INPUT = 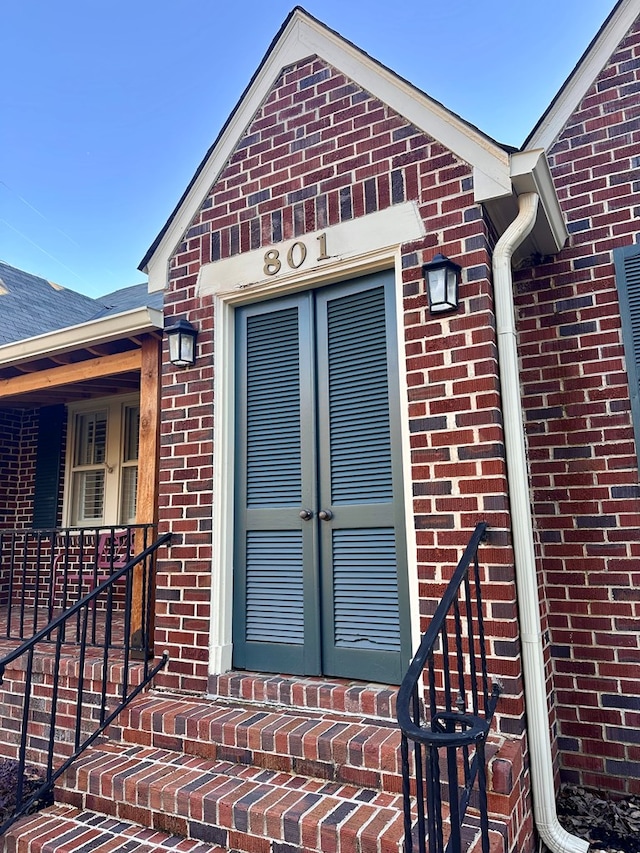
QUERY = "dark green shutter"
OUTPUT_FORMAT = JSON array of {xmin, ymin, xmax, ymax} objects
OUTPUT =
[
  {"xmin": 32, "ymin": 405, "xmax": 65, "ymax": 529},
  {"xmin": 325, "ymin": 286, "xmax": 393, "ymax": 502},
  {"xmin": 614, "ymin": 243, "xmax": 640, "ymax": 461},
  {"xmin": 245, "ymin": 307, "xmax": 302, "ymax": 508}
]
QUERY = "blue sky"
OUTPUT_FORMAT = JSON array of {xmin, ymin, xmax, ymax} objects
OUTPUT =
[{"xmin": 1, "ymin": 1, "xmax": 616, "ymax": 297}]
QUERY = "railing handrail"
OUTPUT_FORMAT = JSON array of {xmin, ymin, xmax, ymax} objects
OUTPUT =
[
  {"xmin": 396, "ymin": 521, "xmax": 500, "ymax": 853},
  {"xmin": 0, "ymin": 524, "xmax": 156, "ymax": 533},
  {"xmin": 396, "ymin": 521, "xmax": 489, "ymax": 743},
  {"xmin": 0, "ymin": 531, "xmax": 172, "ymax": 674}
]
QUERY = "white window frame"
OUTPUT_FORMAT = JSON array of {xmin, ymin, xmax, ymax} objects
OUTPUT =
[{"xmin": 63, "ymin": 394, "xmax": 140, "ymax": 527}]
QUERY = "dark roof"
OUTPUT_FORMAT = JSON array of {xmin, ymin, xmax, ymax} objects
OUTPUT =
[
  {"xmin": 92, "ymin": 283, "xmax": 163, "ymax": 318},
  {"xmin": 0, "ymin": 261, "xmax": 159, "ymax": 346}
]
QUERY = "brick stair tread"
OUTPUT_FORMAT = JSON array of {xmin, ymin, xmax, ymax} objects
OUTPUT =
[
  {"xmin": 115, "ymin": 693, "xmax": 403, "ymax": 791},
  {"xmin": 1, "ymin": 803, "xmax": 226, "ymax": 853},
  {"xmin": 58, "ymin": 741, "xmax": 407, "ymax": 853},
  {"xmin": 210, "ymin": 673, "xmax": 398, "ymax": 720}
]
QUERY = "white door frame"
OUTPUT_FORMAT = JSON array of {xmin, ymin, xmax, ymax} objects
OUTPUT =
[{"xmin": 201, "ymin": 207, "xmax": 424, "ymax": 678}]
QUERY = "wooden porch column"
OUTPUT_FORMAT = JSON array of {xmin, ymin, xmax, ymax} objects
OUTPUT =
[{"xmin": 131, "ymin": 335, "xmax": 161, "ymax": 654}]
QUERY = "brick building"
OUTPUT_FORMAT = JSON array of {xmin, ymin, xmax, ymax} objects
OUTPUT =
[{"xmin": 1, "ymin": 2, "xmax": 639, "ymax": 851}]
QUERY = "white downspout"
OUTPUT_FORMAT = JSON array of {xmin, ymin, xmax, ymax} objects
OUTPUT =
[{"xmin": 493, "ymin": 192, "xmax": 589, "ymax": 853}]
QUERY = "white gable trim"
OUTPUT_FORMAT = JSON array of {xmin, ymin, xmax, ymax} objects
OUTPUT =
[
  {"xmin": 527, "ymin": 0, "xmax": 639, "ymax": 151},
  {"xmin": 145, "ymin": 9, "xmax": 512, "ymax": 292}
]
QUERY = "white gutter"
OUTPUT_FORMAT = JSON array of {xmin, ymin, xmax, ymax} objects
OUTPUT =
[
  {"xmin": 493, "ymin": 192, "xmax": 589, "ymax": 853},
  {"xmin": 0, "ymin": 306, "xmax": 163, "ymax": 368}
]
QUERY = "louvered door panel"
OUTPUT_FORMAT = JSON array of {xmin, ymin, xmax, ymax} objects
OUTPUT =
[
  {"xmin": 316, "ymin": 272, "xmax": 409, "ymax": 684},
  {"xmin": 246, "ymin": 530, "xmax": 304, "ymax": 643},
  {"xmin": 332, "ymin": 529, "xmax": 401, "ymax": 651},
  {"xmin": 326, "ymin": 287, "xmax": 393, "ymax": 503},
  {"xmin": 234, "ymin": 295, "xmax": 320, "ymax": 675},
  {"xmin": 246, "ymin": 308, "xmax": 302, "ymax": 507}
]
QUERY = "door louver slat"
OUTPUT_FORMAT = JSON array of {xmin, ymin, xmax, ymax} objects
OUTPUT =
[
  {"xmin": 327, "ymin": 287, "xmax": 392, "ymax": 504},
  {"xmin": 246, "ymin": 530, "xmax": 304, "ymax": 644},
  {"xmin": 246, "ymin": 308, "xmax": 302, "ymax": 507},
  {"xmin": 332, "ymin": 529, "xmax": 400, "ymax": 651}
]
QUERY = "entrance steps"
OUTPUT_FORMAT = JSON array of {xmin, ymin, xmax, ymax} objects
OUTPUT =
[{"xmin": 1, "ymin": 674, "xmax": 510, "ymax": 853}]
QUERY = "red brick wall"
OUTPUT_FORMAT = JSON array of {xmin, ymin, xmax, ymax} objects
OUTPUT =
[
  {"xmin": 514, "ymin": 16, "xmax": 640, "ymax": 795},
  {"xmin": 0, "ymin": 408, "xmax": 39, "ymax": 530},
  {"xmin": 0, "ymin": 409, "xmax": 22, "ymax": 530},
  {"xmin": 158, "ymin": 54, "xmax": 531, "ymax": 846}
]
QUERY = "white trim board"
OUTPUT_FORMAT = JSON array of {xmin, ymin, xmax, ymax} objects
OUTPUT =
[{"xmin": 197, "ymin": 203, "xmax": 425, "ymax": 299}]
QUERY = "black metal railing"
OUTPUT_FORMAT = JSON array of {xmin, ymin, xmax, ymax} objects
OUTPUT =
[
  {"xmin": 0, "ymin": 525, "xmax": 155, "ymax": 641},
  {"xmin": 397, "ymin": 522, "xmax": 501, "ymax": 853},
  {"xmin": 0, "ymin": 531, "xmax": 171, "ymax": 835}
]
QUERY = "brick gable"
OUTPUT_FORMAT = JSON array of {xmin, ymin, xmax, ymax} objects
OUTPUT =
[
  {"xmin": 167, "ymin": 56, "xmax": 476, "ymax": 288},
  {"xmin": 158, "ymin": 53, "xmax": 520, "ymax": 706}
]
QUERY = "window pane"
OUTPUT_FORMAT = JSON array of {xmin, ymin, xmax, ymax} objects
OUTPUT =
[
  {"xmin": 123, "ymin": 406, "xmax": 140, "ymax": 463},
  {"xmin": 73, "ymin": 470, "xmax": 105, "ymax": 523},
  {"xmin": 120, "ymin": 466, "xmax": 138, "ymax": 524},
  {"xmin": 75, "ymin": 412, "xmax": 107, "ymax": 466}
]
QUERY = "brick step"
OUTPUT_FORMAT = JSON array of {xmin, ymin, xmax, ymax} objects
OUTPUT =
[
  {"xmin": 56, "ymin": 740, "xmax": 408, "ymax": 853},
  {"xmin": 113, "ymin": 693, "xmax": 403, "ymax": 792},
  {"xmin": 1, "ymin": 803, "xmax": 226, "ymax": 853},
  {"xmin": 209, "ymin": 672, "xmax": 398, "ymax": 720}
]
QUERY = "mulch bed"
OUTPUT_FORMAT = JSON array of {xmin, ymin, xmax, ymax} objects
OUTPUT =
[
  {"xmin": 0, "ymin": 758, "xmax": 49, "ymax": 826},
  {"xmin": 557, "ymin": 785, "xmax": 640, "ymax": 853}
]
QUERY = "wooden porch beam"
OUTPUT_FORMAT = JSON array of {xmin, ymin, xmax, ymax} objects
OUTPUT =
[
  {"xmin": 0, "ymin": 350, "xmax": 142, "ymax": 399},
  {"xmin": 131, "ymin": 336, "xmax": 161, "ymax": 656},
  {"xmin": 136, "ymin": 337, "xmax": 161, "ymax": 527}
]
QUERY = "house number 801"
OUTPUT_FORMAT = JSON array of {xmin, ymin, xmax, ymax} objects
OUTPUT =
[{"xmin": 263, "ymin": 234, "xmax": 329, "ymax": 276}]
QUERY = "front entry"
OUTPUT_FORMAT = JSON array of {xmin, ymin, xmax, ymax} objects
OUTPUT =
[{"xmin": 232, "ymin": 270, "xmax": 410, "ymax": 684}]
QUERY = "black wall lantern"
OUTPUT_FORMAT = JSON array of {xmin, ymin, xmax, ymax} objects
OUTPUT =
[
  {"xmin": 423, "ymin": 253, "xmax": 461, "ymax": 314},
  {"xmin": 165, "ymin": 318, "xmax": 198, "ymax": 367}
]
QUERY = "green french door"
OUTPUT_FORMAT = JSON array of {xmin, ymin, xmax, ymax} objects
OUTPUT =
[{"xmin": 232, "ymin": 270, "xmax": 410, "ymax": 684}]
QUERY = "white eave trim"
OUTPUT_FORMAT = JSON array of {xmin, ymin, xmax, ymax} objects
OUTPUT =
[
  {"xmin": 144, "ymin": 9, "xmax": 511, "ymax": 292},
  {"xmin": 510, "ymin": 149, "xmax": 568, "ymax": 253},
  {"xmin": 0, "ymin": 306, "xmax": 163, "ymax": 368},
  {"xmin": 527, "ymin": 0, "xmax": 639, "ymax": 151}
]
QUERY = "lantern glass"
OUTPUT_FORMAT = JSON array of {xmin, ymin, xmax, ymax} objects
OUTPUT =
[
  {"xmin": 169, "ymin": 332, "xmax": 194, "ymax": 367},
  {"xmin": 166, "ymin": 319, "xmax": 197, "ymax": 367},
  {"xmin": 423, "ymin": 254, "xmax": 461, "ymax": 314}
]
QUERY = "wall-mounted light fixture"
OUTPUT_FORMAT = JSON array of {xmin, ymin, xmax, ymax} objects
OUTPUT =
[
  {"xmin": 423, "ymin": 253, "xmax": 461, "ymax": 314},
  {"xmin": 165, "ymin": 318, "xmax": 198, "ymax": 367}
]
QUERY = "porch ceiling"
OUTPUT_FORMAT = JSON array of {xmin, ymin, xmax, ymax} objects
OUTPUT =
[{"xmin": 0, "ymin": 335, "xmax": 156, "ymax": 408}]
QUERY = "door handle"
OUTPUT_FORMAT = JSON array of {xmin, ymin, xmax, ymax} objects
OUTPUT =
[
  {"xmin": 299, "ymin": 509, "xmax": 313, "ymax": 520},
  {"xmin": 318, "ymin": 509, "xmax": 333, "ymax": 521}
]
